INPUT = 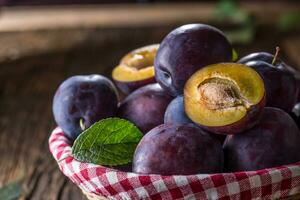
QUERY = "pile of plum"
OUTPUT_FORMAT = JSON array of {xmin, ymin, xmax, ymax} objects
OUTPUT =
[{"xmin": 53, "ymin": 24, "xmax": 300, "ymax": 175}]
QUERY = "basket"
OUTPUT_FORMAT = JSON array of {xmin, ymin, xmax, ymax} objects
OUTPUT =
[{"xmin": 49, "ymin": 127, "xmax": 300, "ymax": 200}]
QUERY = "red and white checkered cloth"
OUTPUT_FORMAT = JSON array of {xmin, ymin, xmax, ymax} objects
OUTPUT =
[{"xmin": 49, "ymin": 127, "xmax": 300, "ymax": 199}]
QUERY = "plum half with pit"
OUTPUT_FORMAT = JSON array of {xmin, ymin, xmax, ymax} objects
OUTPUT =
[
  {"xmin": 53, "ymin": 75, "xmax": 119, "ymax": 142},
  {"xmin": 155, "ymin": 23, "xmax": 232, "ymax": 96},
  {"xmin": 112, "ymin": 44, "xmax": 159, "ymax": 94},
  {"xmin": 184, "ymin": 63, "xmax": 266, "ymax": 135},
  {"xmin": 133, "ymin": 123, "xmax": 223, "ymax": 175},
  {"xmin": 224, "ymin": 107, "xmax": 300, "ymax": 172},
  {"xmin": 117, "ymin": 83, "xmax": 173, "ymax": 134},
  {"xmin": 164, "ymin": 96, "xmax": 193, "ymax": 124}
]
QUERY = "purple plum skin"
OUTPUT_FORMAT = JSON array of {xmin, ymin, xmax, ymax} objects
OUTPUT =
[
  {"xmin": 244, "ymin": 61, "xmax": 298, "ymax": 112},
  {"xmin": 133, "ymin": 123, "xmax": 224, "ymax": 175},
  {"xmin": 238, "ymin": 52, "xmax": 299, "ymax": 76},
  {"xmin": 164, "ymin": 96, "xmax": 193, "ymax": 124},
  {"xmin": 224, "ymin": 107, "xmax": 300, "ymax": 172},
  {"xmin": 117, "ymin": 83, "xmax": 173, "ymax": 134},
  {"xmin": 238, "ymin": 52, "xmax": 300, "ymax": 105},
  {"xmin": 53, "ymin": 75, "xmax": 119, "ymax": 142},
  {"xmin": 114, "ymin": 77, "xmax": 156, "ymax": 95},
  {"xmin": 164, "ymin": 96, "xmax": 227, "ymax": 144},
  {"xmin": 155, "ymin": 24, "xmax": 232, "ymax": 96}
]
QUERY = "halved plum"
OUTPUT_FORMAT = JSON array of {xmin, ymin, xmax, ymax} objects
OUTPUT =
[
  {"xmin": 112, "ymin": 44, "xmax": 159, "ymax": 94},
  {"xmin": 184, "ymin": 63, "xmax": 265, "ymax": 135}
]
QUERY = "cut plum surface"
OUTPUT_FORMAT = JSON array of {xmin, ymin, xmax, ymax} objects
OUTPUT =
[
  {"xmin": 112, "ymin": 44, "xmax": 159, "ymax": 94},
  {"xmin": 184, "ymin": 63, "xmax": 265, "ymax": 134}
]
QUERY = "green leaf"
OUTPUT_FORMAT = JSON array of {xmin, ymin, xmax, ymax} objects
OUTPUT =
[
  {"xmin": 232, "ymin": 48, "xmax": 238, "ymax": 61},
  {"xmin": 0, "ymin": 182, "xmax": 22, "ymax": 200},
  {"xmin": 72, "ymin": 118, "xmax": 143, "ymax": 166}
]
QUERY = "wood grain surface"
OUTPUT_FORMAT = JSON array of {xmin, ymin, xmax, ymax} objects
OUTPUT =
[
  {"xmin": 0, "ymin": 4, "xmax": 300, "ymax": 200},
  {"xmin": 0, "ymin": 2, "xmax": 299, "ymax": 32}
]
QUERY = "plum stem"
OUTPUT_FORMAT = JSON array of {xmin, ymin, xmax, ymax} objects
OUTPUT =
[
  {"xmin": 79, "ymin": 118, "xmax": 86, "ymax": 131},
  {"xmin": 272, "ymin": 46, "xmax": 280, "ymax": 65}
]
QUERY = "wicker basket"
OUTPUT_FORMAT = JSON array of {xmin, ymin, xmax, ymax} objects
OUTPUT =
[
  {"xmin": 82, "ymin": 189, "xmax": 108, "ymax": 200},
  {"xmin": 49, "ymin": 127, "xmax": 300, "ymax": 199}
]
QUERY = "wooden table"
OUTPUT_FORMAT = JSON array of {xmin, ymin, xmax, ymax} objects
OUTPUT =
[{"xmin": 0, "ymin": 3, "xmax": 300, "ymax": 199}]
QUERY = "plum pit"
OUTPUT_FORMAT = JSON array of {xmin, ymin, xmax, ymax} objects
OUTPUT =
[{"xmin": 198, "ymin": 78, "xmax": 248, "ymax": 110}]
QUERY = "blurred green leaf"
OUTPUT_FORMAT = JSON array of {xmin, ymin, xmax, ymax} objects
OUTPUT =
[
  {"xmin": 225, "ymin": 26, "xmax": 255, "ymax": 45},
  {"xmin": 0, "ymin": 182, "xmax": 22, "ymax": 200},
  {"xmin": 215, "ymin": 0, "xmax": 250, "ymax": 24},
  {"xmin": 278, "ymin": 12, "xmax": 300, "ymax": 31},
  {"xmin": 214, "ymin": 0, "xmax": 255, "ymax": 45}
]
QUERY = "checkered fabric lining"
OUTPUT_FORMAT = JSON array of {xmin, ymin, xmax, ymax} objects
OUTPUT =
[{"xmin": 49, "ymin": 127, "xmax": 300, "ymax": 200}]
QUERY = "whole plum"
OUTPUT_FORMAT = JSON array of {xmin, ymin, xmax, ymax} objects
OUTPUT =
[
  {"xmin": 224, "ymin": 107, "xmax": 300, "ymax": 172},
  {"xmin": 53, "ymin": 75, "xmax": 119, "ymax": 142},
  {"xmin": 133, "ymin": 123, "xmax": 224, "ymax": 175},
  {"xmin": 238, "ymin": 50, "xmax": 300, "ymax": 108},
  {"xmin": 238, "ymin": 51, "xmax": 300, "ymax": 77},
  {"xmin": 164, "ymin": 95, "xmax": 227, "ymax": 144},
  {"xmin": 164, "ymin": 96, "xmax": 193, "ymax": 124},
  {"xmin": 291, "ymin": 103, "xmax": 300, "ymax": 129},
  {"xmin": 117, "ymin": 83, "xmax": 173, "ymax": 134},
  {"xmin": 155, "ymin": 23, "xmax": 232, "ymax": 96},
  {"xmin": 244, "ymin": 61, "xmax": 298, "ymax": 112}
]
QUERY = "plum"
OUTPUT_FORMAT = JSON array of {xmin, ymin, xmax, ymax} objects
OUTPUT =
[
  {"xmin": 184, "ymin": 63, "xmax": 266, "ymax": 135},
  {"xmin": 164, "ymin": 96, "xmax": 193, "ymax": 124},
  {"xmin": 133, "ymin": 123, "xmax": 223, "ymax": 175},
  {"xmin": 291, "ymin": 103, "xmax": 300, "ymax": 129},
  {"xmin": 155, "ymin": 23, "xmax": 232, "ymax": 96},
  {"xmin": 117, "ymin": 83, "xmax": 173, "ymax": 134},
  {"xmin": 238, "ymin": 51, "xmax": 300, "ymax": 77},
  {"xmin": 238, "ymin": 50, "xmax": 300, "ymax": 111},
  {"xmin": 224, "ymin": 107, "xmax": 300, "ymax": 172},
  {"xmin": 112, "ymin": 44, "xmax": 159, "ymax": 94},
  {"xmin": 164, "ymin": 96, "xmax": 227, "ymax": 144},
  {"xmin": 244, "ymin": 61, "xmax": 298, "ymax": 112},
  {"xmin": 53, "ymin": 75, "xmax": 119, "ymax": 142}
]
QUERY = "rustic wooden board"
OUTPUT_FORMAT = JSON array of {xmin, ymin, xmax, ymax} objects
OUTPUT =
[
  {"xmin": 0, "ymin": 2, "xmax": 299, "ymax": 32},
  {"xmin": 0, "ymin": 2, "xmax": 299, "ymax": 63},
  {"xmin": 0, "ymin": 3, "xmax": 300, "ymax": 200}
]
